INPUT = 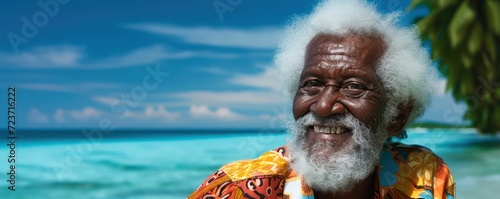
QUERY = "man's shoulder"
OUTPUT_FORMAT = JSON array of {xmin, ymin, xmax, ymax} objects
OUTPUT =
[
  {"xmin": 220, "ymin": 146, "xmax": 290, "ymax": 181},
  {"xmin": 379, "ymin": 142, "xmax": 455, "ymax": 198},
  {"xmin": 188, "ymin": 147, "xmax": 290, "ymax": 199},
  {"xmin": 384, "ymin": 142, "xmax": 445, "ymax": 163}
]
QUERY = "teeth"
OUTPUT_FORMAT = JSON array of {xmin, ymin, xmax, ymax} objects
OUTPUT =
[
  {"xmin": 323, "ymin": 127, "xmax": 330, "ymax": 134},
  {"xmin": 313, "ymin": 126, "xmax": 347, "ymax": 134}
]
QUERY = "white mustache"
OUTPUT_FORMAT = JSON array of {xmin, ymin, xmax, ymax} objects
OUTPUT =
[{"xmin": 295, "ymin": 113, "xmax": 360, "ymax": 132}]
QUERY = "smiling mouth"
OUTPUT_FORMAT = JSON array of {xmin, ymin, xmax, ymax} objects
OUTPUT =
[{"xmin": 312, "ymin": 126, "xmax": 350, "ymax": 135}]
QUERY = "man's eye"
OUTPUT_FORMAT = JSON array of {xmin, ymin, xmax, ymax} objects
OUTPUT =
[
  {"xmin": 303, "ymin": 80, "xmax": 322, "ymax": 87},
  {"xmin": 341, "ymin": 83, "xmax": 367, "ymax": 97},
  {"xmin": 344, "ymin": 83, "xmax": 366, "ymax": 90}
]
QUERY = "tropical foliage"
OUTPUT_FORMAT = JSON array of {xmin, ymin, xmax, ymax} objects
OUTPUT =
[{"xmin": 408, "ymin": 0, "xmax": 500, "ymax": 134}]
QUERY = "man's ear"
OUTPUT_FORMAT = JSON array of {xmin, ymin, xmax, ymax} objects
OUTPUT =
[{"xmin": 387, "ymin": 102, "xmax": 413, "ymax": 137}]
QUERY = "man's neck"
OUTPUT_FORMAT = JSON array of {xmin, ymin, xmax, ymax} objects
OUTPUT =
[{"xmin": 313, "ymin": 171, "xmax": 376, "ymax": 199}]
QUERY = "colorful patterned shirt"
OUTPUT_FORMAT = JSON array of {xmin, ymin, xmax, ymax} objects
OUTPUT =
[{"xmin": 188, "ymin": 142, "xmax": 455, "ymax": 199}]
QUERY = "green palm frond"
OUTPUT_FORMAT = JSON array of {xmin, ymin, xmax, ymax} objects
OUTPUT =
[{"xmin": 408, "ymin": 0, "xmax": 500, "ymax": 134}]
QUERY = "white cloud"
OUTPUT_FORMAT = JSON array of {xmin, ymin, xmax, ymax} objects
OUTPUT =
[
  {"xmin": 28, "ymin": 108, "xmax": 49, "ymax": 123},
  {"xmin": 19, "ymin": 83, "xmax": 120, "ymax": 93},
  {"xmin": 259, "ymin": 112, "xmax": 288, "ymax": 121},
  {"xmin": 158, "ymin": 65, "xmax": 290, "ymax": 124},
  {"xmin": 67, "ymin": 107, "xmax": 103, "ymax": 121},
  {"xmin": 168, "ymin": 91, "xmax": 286, "ymax": 107},
  {"xmin": 49, "ymin": 106, "xmax": 104, "ymax": 123},
  {"xmin": 127, "ymin": 105, "xmax": 180, "ymax": 121},
  {"xmin": 194, "ymin": 67, "xmax": 232, "ymax": 75},
  {"xmin": 52, "ymin": 105, "xmax": 179, "ymax": 123},
  {"xmin": 1, "ymin": 44, "xmax": 254, "ymax": 69},
  {"xmin": 419, "ymin": 92, "xmax": 467, "ymax": 124},
  {"xmin": 90, "ymin": 45, "xmax": 262, "ymax": 67},
  {"xmin": 86, "ymin": 44, "xmax": 171, "ymax": 68},
  {"xmin": 91, "ymin": 96, "xmax": 119, "ymax": 106},
  {"xmin": 0, "ymin": 45, "xmax": 84, "ymax": 68},
  {"xmin": 80, "ymin": 83, "xmax": 121, "ymax": 89},
  {"xmin": 259, "ymin": 114, "xmax": 273, "ymax": 120},
  {"xmin": 86, "ymin": 45, "xmax": 263, "ymax": 68},
  {"xmin": 20, "ymin": 83, "xmax": 76, "ymax": 93},
  {"xmin": 229, "ymin": 67, "xmax": 281, "ymax": 91},
  {"xmin": 163, "ymin": 67, "xmax": 287, "ymax": 108},
  {"xmin": 126, "ymin": 23, "xmax": 282, "ymax": 49},
  {"xmin": 54, "ymin": 108, "xmax": 65, "ymax": 123},
  {"xmin": 189, "ymin": 105, "xmax": 244, "ymax": 120}
]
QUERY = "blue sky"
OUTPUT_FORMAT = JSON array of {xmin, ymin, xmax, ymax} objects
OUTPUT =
[{"xmin": 0, "ymin": 0, "xmax": 467, "ymax": 129}]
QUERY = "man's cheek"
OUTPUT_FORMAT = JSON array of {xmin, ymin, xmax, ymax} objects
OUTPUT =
[{"xmin": 292, "ymin": 96, "xmax": 312, "ymax": 119}]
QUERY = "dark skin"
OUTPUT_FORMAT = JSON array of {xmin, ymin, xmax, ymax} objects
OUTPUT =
[{"xmin": 292, "ymin": 34, "xmax": 412, "ymax": 199}]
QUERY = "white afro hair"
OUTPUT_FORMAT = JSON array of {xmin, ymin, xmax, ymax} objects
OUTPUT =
[{"xmin": 274, "ymin": 0, "xmax": 438, "ymax": 136}]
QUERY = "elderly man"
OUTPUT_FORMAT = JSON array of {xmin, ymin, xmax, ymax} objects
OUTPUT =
[{"xmin": 188, "ymin": 0, "xmax": 455, "ymax": 198}]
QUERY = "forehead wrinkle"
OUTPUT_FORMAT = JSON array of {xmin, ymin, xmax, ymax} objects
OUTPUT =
[
  {"xmin": 303, "ymin": 62, "xmax": 367, "ymax": 79},
  {"xmin": 303, "ymin": 34, "xmax": 386, "ymax": 83},
  {"xmin": 306, "ymin": 34, "xmax": 386, "ymax": 65},
  {"xmin": 303, "ymin": 62, "xmax": 378, "ymax": 82},
  {"xmin": 325, "ymin": 55, "xmax": 355, "ymax": 62},
  {"xmin": 309, "ymin": 43, "xmax": 351, "ymax": 57},
  {"xmin": 305, "ymin": 60, "xmax": 351, "ymax": 72},
  {"xmin": 317, "ymin": 42, "xmax": 350, "ymax": 53},
  {"xmin": 305, "ymin": 53, "xmax": 355, "ymax": 65}
]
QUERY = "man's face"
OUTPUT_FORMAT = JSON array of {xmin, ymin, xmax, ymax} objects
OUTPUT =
[{"xmin": 292, "ymin": 34, "xmax": 387, "ymax": 157}]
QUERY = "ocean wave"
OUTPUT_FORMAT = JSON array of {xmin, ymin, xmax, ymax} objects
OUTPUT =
[{"xmin": 86, "ymin": 159, "xmax": 155, "ymax": 171}]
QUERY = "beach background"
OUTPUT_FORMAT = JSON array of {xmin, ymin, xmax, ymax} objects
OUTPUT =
[
  {"xmin": 0, "ymin": 128, "xmax": 499, "ymax": 199},
  {"xmin": 1, "ymin": 0, "xmax": 499, "ymax": 198}
]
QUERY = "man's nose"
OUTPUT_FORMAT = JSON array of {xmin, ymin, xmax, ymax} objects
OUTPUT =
[{"xmin": 310, "ymin": 86, "xmax": 345, "ymax": 117}]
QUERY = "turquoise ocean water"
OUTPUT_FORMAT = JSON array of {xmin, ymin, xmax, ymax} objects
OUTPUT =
[{"xmin": 0, "ymin": 128, "xmax": 499, "ymax": 199}]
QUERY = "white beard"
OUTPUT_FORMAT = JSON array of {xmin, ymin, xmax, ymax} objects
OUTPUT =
[{"xmin": 286, "ymin": 112, "xmax": 389, "ymax": 194}]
